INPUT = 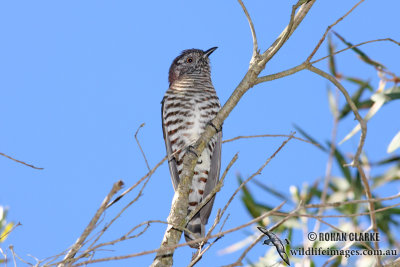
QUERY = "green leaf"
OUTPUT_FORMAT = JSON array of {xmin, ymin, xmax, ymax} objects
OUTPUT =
[
  {"xmin": 356, "ymin": 99, "xmax": 374, "ymax": 109},
  {"xmin": 238, "ymin": 174, "xmax": 274, "ymax": 220},
  {"xmin": 327, "ymin": 34, "xmax": 337, "ymax": 77},
  {"xmin": 327, "ymin": 87, "xmax": 338, "ymax": 118},
  {"xmin": 251, "ymin": 179, "xmax": 290, "ymax": 202},
  {"xmin": 387, "ymin": 131, "xmax": 400, "ymax": 153},
  {"xmin": 339, "ymin": 91, "xmax": 386, "ymax": 145},
  {"xmin": 373, "ymin": 200, "xmax": 397, "ymax": 246},
  {"xmin": 340, "ymin": 86, "xmax": 400, "ymax": 144},
  {"xmin": 333, "ymin": 31, "xmax": 386, "ymax": 69},
  {"xmin": 239, "ymin": 175, "xmax": 261, "ymax": 219},
  {"xmin": 339, "ymin": 80, "xmax": 371, "ymax": 119},
  {"xmin": 353, "ymin": 171, "xmax": 363, "ymax": 200},
  {"xmin": 328, "ymin": 142, "xmax": 352, "ymax": 182},
  {"xmin": 345, "ymin": 77, "xmax": 373, "ymax": 91},
  {"xmin": 293, "ymin": 124, "xmax": 327, "ymax": 152},
  {"xmin": 374, "ymin": 156, "xmax": 400, "ymax": 165}
]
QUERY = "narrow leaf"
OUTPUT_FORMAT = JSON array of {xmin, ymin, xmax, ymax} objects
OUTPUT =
[
  {"xmin": 293, "ymin": 124, "xmax": 327, "ymax": 152},
  {"xmin": 327, "ymin": 34, "xmax": 337, "ymax": 77},
  {"xmin": 374, "ymin": 156, "xmax": 400, "ymax": 165},
  {"xmin": 327, "ymin": 141, "xmax": 352, "ymax": 182},
  {"xmin": 0, "ymin": 222, "xmax": 14, "ymax": 242},
  {"xmin": 345, "ymin": 77, "xmax": 373, "ymax": 91},
  {"xmin": 252, "ymin": 179, "xmax": 290, "ymax": 202},
  {"xmin": 339, "ymin": 80, "xmax": 387, "ymax": 145},
  {"xmin": 333, "ymin": 31, "xmax": 386, "ymax": 69},
  {"xmin": 387, "ymin": 131, "xmax": 400, "ymax": 153},
  {"xmin": 327, "ymin": 87, "xmax": 338, "ymax": 118},
  {"xmin": 339, "ymin": 81, "xmax": 371, "ymax": 119}
]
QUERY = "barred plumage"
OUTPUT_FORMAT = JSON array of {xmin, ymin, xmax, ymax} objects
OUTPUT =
[{"xmin": 161, "ymin": 47, "xmax": 221, "ymax": 248}]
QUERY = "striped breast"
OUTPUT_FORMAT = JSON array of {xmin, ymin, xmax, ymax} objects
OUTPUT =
[{"xmin": 162, "ymin": 76, "xmax": 220, "ymax": 213}]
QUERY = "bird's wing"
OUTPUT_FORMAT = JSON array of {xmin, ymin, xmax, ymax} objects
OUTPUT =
[
  {"xmin": 200, "ymin": 130, "xmax": 222, "ymax": 225},
  {"xmin": 161, "ymin": 97, "xmax": 180, "ymax": 190}
]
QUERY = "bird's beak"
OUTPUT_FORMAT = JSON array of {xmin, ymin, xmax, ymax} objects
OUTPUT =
[{"xmin": 203, "ymin": 47, "xmax": 218, "ymax": 58}]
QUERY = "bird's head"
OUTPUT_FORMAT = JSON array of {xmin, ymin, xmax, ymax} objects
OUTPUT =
[{"xmin": 168, "ymin": 47, "xmax": 217, "ymax": 86}]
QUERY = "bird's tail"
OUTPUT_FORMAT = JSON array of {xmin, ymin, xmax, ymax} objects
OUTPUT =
[{"xmin": 184, "ymin": 212, "xmax": 205, "ymax": 249}]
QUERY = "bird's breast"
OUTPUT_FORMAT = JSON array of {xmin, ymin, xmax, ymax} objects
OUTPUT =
[{"xmin": 163, "ymin": 83, "xmax": 220, "ymax": 157}]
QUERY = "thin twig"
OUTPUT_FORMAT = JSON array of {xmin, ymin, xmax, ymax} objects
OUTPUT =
[
  {"xmin": 9, "ymin": 245, "xmax": 33, "ymax": 266},
  {"xmin": 321, "ymin": 225, "xmax": 373, "ymax": 267},
  {"xmin": 256, "ymin": 63, "xmax": 307, "ymax": 85},
  {"xmin": 223, "ymin": 133, "xmax": 319, "ymax": 147},
  {"xmin": 257, "ymin": 38, "xmax": 400, "ymax": 85},
  {"xmin": 271, "ymin": 201, "xmax": 400, "ymax": 218},
  {"xmin": 223, "ymin": 202, "xmax": 302, "ymax": 267},
  {"xmin": 238, "ymin": 0, "xmax": 258, "ymax": 62},
  {"xmin": 106, "ymin": 155, "xmax": 167, "ymax": 208},
  {"xmin": 135, "ymin": 123, "xmax": 151, "ymax": 171},
  {"xmin": 59, "ymin": 180, "xmax": 124, "ymax": 266},
  {"xmin": 313, "ymin": 87, "xmax": 339, "ymax": 233},
  {"xmin": 0, "ymin": 222, "xmax": 21, "ymax": 242},
  {"xmin": 306, "ymin": 0, "xmax": 366, "ymax": 62},
  {"xmin": 303, "ymin": 192, "xmax": 400, "ymax": 209},
  {"xmin": 223, "ymin": 196, "xmax": 397, "ymax": 267},
  {"xmin": 72, "ymin": 220, "xmax": 196, "ymax": 265},
  {"xmin": 187, "ymin": 212, "xmax": 229, "ymax": 267},
  {"xmin": 73, "ymin": 202, "xmax": 286, "ymax": 267},
  {"xmin": 84, "ymin": 155, "xmax": 168, "ymax": 256},
  {"xmin": 311, "ymin": 38, "xmax": 400, "ymax": 65},
  {"xmin": 209, "ymin": 134, "xmax": 294, "ymax": 267},
  {"xmin": 0, "ymin": 152, "xmax": 43, "ymax": 170},
  {"xmin": 220, "ymin": 134, "xmax": 294, "ymax": 220},
  {"xmin": 357, "ymin": 164, "xmax": 381, "ymax": 265},
  {"xmin": 71, "ymin": 196, "xmax": 400, "ymax": 266},
  {"xmin": 186, "ymin": 153, "xmax": 238, "ymax": 224},
  {"xmin": 89, "ymin": 167, "xmax": 161, "ymax": 250},
  {"xmin": 182, "ymin": 154, "xmax": 238, "ymax": 265},
  {"xmin": 314, "ymin": 217, "xmax": 373, "ymax": 251},
  {"xmin": 306, "ymin": 64, "xmax": 366, "ymax": 167},
  {"xmin": 0, "ymin": 247, "xmax": 7, "ymax": 267},
  {"xmin": 261, "ymin": 0, "xmax": 315, "ymax": 65}
]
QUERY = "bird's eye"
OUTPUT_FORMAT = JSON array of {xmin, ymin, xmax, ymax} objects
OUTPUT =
[{"xmin": 186, "ymin": 57, "xmax": 193, "ymax": 63}]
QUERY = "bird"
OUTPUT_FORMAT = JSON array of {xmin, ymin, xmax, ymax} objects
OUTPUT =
[{"xmin": 161, "ymin": 47, "xmax": 222, "ymax": 248}]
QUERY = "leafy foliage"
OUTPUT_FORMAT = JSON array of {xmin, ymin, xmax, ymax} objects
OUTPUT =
[{"xmin": 235, "ymin": 34, "xmax": 400, "ymax": 266}]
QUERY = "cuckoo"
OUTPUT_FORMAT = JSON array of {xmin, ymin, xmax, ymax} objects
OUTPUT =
[{"xmin": 161, "ymin": 47, "xmax": 222, "ymax": 248}]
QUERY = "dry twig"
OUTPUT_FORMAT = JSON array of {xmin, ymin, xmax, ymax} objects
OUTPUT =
[
  {"xmin": 222, "ymin": 133, "xmax": 319, "ymax": 147},
  {"xmin": 0, "ymin": 152, "xmax": 43, "ymax": 170},
  {"xmin": 134, "ymin": 123, "xmax": 151, "ymax": 171},
  {"xmin": 73, "ymin": 202, "xmax": 286, "ymax": 267},
  {"xmin": 58, "ymin": 180, "xmax": 124, "ymax": 266}
]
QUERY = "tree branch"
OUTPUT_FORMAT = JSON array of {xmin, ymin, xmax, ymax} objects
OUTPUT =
[{"xmin": 150, "ymin": 2, "xmax": 315, "ymax": 265}]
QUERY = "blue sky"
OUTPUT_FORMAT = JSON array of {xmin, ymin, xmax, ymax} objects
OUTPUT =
[{"xmin": 1, "ymin": 1, "xmax": 399, "ymax": 266}]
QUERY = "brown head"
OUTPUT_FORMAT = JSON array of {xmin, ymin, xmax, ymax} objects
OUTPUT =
[{"xmin": 168, "ymin": 47, "xmax": 217, "ymax": 86}]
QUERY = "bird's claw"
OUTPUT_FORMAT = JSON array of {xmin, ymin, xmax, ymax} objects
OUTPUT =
[
  {"xmin": 207, "ymin": 121, "xmax": 222, "ymax": 133},
  {"xmin": 186, "ymin": 145, "xmax": 199, "ymax": 157}
]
